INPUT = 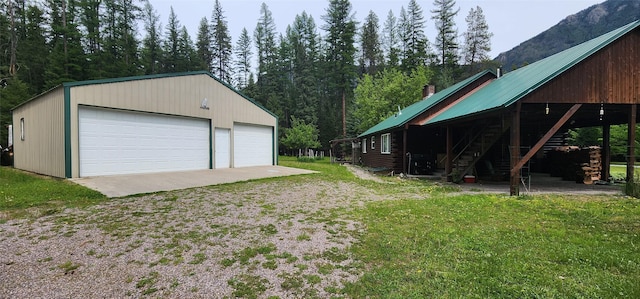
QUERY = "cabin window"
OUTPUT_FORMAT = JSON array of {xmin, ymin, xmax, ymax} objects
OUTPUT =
[
  {"xmin": 20, "ymin": 118, "xmax": 25, "ymax": 141},
  {"xmin": 362, "ymin": 138, "xmax": 367, "ymax": 153},
  {"xmin": 381, "ymin": 133, "xmax": 391, "ymax": 154},
  {"xmin": 371, "ymin": 136, "xmax": 375, "ymax": 150}
]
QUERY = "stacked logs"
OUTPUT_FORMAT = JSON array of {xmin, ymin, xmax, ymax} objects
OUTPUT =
[
  {"xmin": 547, "ymin": 146, "xmax": 601, "ymax": 184},
  {"xmin": 580, "ymin": 146, "xmax": 602, "ymax": 184}
]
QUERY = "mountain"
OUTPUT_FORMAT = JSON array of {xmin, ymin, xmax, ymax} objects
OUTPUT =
[{"xmin": 495, "ymin": 0, "xmax": 640, "ymax": 71}]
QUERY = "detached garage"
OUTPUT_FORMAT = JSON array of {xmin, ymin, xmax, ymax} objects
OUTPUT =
[{"xmin": 11, "ymin": 72, "xmax": 278, "ymax": 178}]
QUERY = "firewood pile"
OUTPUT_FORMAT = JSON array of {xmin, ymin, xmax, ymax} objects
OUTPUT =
[
  {"xmin": 580, "ymin": 146, "xmax": 602, "ymax": 184},
  {"xmin": 547, "ymin": 146, "xmax": 601, "ymax": 184}
]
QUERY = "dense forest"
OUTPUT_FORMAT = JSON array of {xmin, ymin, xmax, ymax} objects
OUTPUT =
[
  {"xmin": 0, "ymin": 0, "xmax": 635, "ymax": 161},
  {"xmin": 0, "ymin": 0, "xmax": 496, "ymax": 149}
]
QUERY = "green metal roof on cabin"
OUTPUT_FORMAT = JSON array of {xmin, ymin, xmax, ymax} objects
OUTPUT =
[
  {"xmin": 358, "ymin": 69, "xmax": 495, "ymax": 137},
  {"xmin": 426, "ymin": 20, "xmax": 640, "ymax": 125}
]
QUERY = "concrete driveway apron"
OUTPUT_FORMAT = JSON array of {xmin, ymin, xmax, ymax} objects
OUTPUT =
[{"xmin": 71, "ymin": 166, "xmax": 315, "ymax": 197}]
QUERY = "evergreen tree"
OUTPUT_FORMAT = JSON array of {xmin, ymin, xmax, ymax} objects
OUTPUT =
[
  {"xmin": 399, "ymin": 0, "xmax": 431, "ymax": 72},
  {"xmin": 289, "ymin": 12, "xmax": 320, "ymax": 127},
  {"xmin": 210, "ymin": 0, "xmax": 232, "ymax": 83},
  {"xmin": 234, "ymin": 27, "xmax": 252, "ymax": 89},
  {"xmin": 102, "ymin": 0, "xmax": 140, "ymax": 77},
  {"xmin": 162, "ymin": 7, "xmax": 181, "ymax": 72},
  {"xmin": 195, "ymin": 17, "xmax": 213, "ymax": 71},
  {"xmin": 359, "ymin": 10, "xmax": 383, "ymax": 76},
  {"xmin": 253, "ymin": 3, "xmax": 277, "ymax": 106},
  {"xmin": 462, "ymin": 6, "xmax": 492, "ymax": 71},
  {"xmin": 45, "ymin": 0, "xmax": 87, "ymax": 87},
  {"xmin": 17, "ymin": 5, "xmax": 48, "ymax": 94},
  {"xmin": 321, "ymin": 0, "xmax": 357, "ymax": 143},
  {"xmin": 432, "ymin": 0, "xmax": 459, "ymax": 88},
  {"xmin": 78, "ymin": 0, "xmax": 103, "ymax": 78},
  {"xmin": 177, "ymin": 26, "xmax": 201, "ymax": 71},
  {"xmin": 382, "ymin": 10, "xmax": 400, "ymax": 68},
  {"xmin": 140, "ymin": 0, "xmax": 162, "ymax": 74}
]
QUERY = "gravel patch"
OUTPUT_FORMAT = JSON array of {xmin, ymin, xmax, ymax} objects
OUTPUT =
[{"xmin": 0, "ymin": 174, "xmax": 385, "ymax": 298}]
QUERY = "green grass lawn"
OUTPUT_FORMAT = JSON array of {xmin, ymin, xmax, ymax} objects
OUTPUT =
[
  {"xmin": 2, "ymin": 159, "xmax": 639, "ymax": 297},
  {"xmin": 610, "ymin": 162, "xmax": 640, "ymax": 181},
  {"xmin": 0, "ymin": 166, "xmax": 105, "ymax": 220},
  {"xmin": 344, "ymin": 193, "xmax": 640, "ymax": 298}
]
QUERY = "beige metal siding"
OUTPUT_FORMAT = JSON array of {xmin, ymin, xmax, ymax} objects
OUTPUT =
[
  {"xmin": 68, "ymin": 74, "xmax": 276, "ymax": 177},
  {"xmin": 12, "ymin": 87, "xmax": 66, "ymax": 178}
]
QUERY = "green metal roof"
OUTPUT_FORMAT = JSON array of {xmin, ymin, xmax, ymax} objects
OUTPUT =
[
  {"xmin": 426, "ymin": 20, "xmax": 640, "ymax": 125},
  {"xmin": 358, "ymin": 69, "xmax": 495, "ymax": 137}
]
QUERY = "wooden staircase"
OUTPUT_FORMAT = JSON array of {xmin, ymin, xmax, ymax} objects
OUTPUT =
[{"xmin": 450, "ymin": 121, "xmax": 511, "ymax": 181}]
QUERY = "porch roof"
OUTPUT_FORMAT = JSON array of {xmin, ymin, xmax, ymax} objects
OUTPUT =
[
  {"xmin": 358, "ymin": 69, "xmax": 495, "ymax": 138},
  {"xmin": 425, "ymin": 20, "xmax": 640, "ymax": 125}
]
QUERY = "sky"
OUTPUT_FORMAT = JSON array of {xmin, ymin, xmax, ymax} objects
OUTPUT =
[{"xmin": 148, "ymin": 0, "xmax": 605, "ymax": 59}]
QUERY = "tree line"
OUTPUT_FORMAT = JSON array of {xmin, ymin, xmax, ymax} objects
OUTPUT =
[{"xmin": 0, "ymin": 0, "xmax": 495, "ymax": 149}]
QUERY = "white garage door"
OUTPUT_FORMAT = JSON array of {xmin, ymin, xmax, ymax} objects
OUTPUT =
[
  {"xmin": 79, "ymin": 107, "xmax": 210, "ymax": 177},
  {"xmin": 233, "ymin": 123, "xmax": 273, "ymax": 167},
  {"xmin": 214, "ymin": 128, "xmax": 230, "ymax": 169}
]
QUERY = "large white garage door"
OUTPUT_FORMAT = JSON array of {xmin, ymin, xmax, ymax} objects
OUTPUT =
[
  {"xmin": 79, "ymin": 107, "xmax": 210, "ymax": 177},
  {"xmin": 214, "ymin": 128, "xmax": 230, "ymax": 169},
  {"xmin": 233, "ymin": 123, "xmax": 273, "ymax": 167}
]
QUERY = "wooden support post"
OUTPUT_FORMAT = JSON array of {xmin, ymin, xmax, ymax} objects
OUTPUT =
[
  {"xmin": 627, "ymin": 104, "xmax": 637, "ymax": 182},
  {"xmin": 445, "ymin": 126, "xmax": 452, "ymax": 182},
  {"xmin": 403, "ymin": 126, "xmax": 408, "ymax": 174},
  {"xmin": 510, "ymin": 102, "xmax": 521, "ymax": 196},
  {"xmin": 511, "ymin": 104, "xmax": 582, "ymax": 177},
  {"xmin": 602, "ymin": 123, "xmax": 611, "ymax": 181}
]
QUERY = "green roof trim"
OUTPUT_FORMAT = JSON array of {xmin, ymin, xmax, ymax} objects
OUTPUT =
[
  {"xmin": 426, "ymin": 20, "xmax": 640, "ymax": 125},
  {"xmin": 358, "ymin": 69, "xmax": 496, "ymax": 137}
]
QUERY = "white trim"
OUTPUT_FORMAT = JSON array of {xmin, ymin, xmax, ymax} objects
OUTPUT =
[
  {"xmin": 20, "ymin": 118, "xmax": 24, "ymax": 141},
  {"xmin": 371, "ymin": 136, "xmax": 375, "ymax": 150},
  {"xmin": 362, "ymin": 138, "xmax": 367, "ymax": 153},
  {"xmin": 381, "ymin": 133, "xmax": 391, "ymax": 154}
]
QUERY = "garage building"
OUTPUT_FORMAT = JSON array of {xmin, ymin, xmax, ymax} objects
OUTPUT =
[{"xmin": 11, "ymin": 71, "xmax": 278, "ymax": 178}]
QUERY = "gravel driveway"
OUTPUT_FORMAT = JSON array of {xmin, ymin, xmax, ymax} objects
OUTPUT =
[{"xmin": 0, "ymin": 175, "xmax": 385, "ymax": 298}]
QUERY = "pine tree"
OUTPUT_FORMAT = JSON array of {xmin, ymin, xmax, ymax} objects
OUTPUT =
[
  {"xmin": 321, "ymin": 0, "xmax": 357, "ymax": 142},
  {"xmin": 162, "ymin": 7, "xmax": 181, "ymax": 72},
  {"xmin": 210, "ymin": 0, "xmax": 232, "ymax": 83},
  {"xmin": 78, "ymin": 0, "xmax": 102, "ymax": 77},
  {"xmin": 195, "ymin": 17, "xmax": 213, "ymax": 71},
  {"xmin": 140, "ymin": 0, "xmax": 162, "ymax": 75},
  {"xmin": 359, "ymin": 10, "xmax": 383, "ymax": 76},
  {"xmin": 234, "ymin": 27, "xmax": 252, "ymax": 89},
  {"xmin": 382, "ymin": 10, "xmax": 400, "ymax": 68},
  {"xmin": 289, "ymin": 12, "xmax": 320, "ymax": 127},
  {"xmin": 254, "ymin": 3, "xmax": 277, "ymax": 80},
  {"xmin": 432, "ymin": 0, "xmax": 459, "ymax": 82},
  {"xmin": 399, "ymin": 0, "xmax": 431, "ymax": 72},
  {"xmin": 253, "ymin": 3, "xmax": 277, "ymax": 106},
  {"xmin": 462, "ymin": 6, "xmax": 492, "ymax": 71},
  {"xmin": 17, "ymin": 4, "xmax": 48, "ymax": 94},
  {"xmin": 45, "ymin": 0, "xmax": 87, "ymax": 87},
  {"xmin": 101, "ymin": 0, "xmax": 140, "ymax": 77},
  {"xmin": 177, "ymin": 26, "xmax": 200, "ymax": 71}
]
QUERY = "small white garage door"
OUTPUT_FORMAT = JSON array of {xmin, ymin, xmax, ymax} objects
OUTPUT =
[
  {"xmin": 233, "ymin": 123, "xmax": 273, "ymax": 167},
  {"xmin": 214, "ymin": 128, "xmax": 230, "ymax": 169},
  {"xmin": 79, "ymin": 107, "xmax": 210, "ymax": 177}
]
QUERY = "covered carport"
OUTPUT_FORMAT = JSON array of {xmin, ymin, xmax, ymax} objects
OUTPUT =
[{"xmin": 424, "ymin": 20, "xmax": 640, "ymax": 195}]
